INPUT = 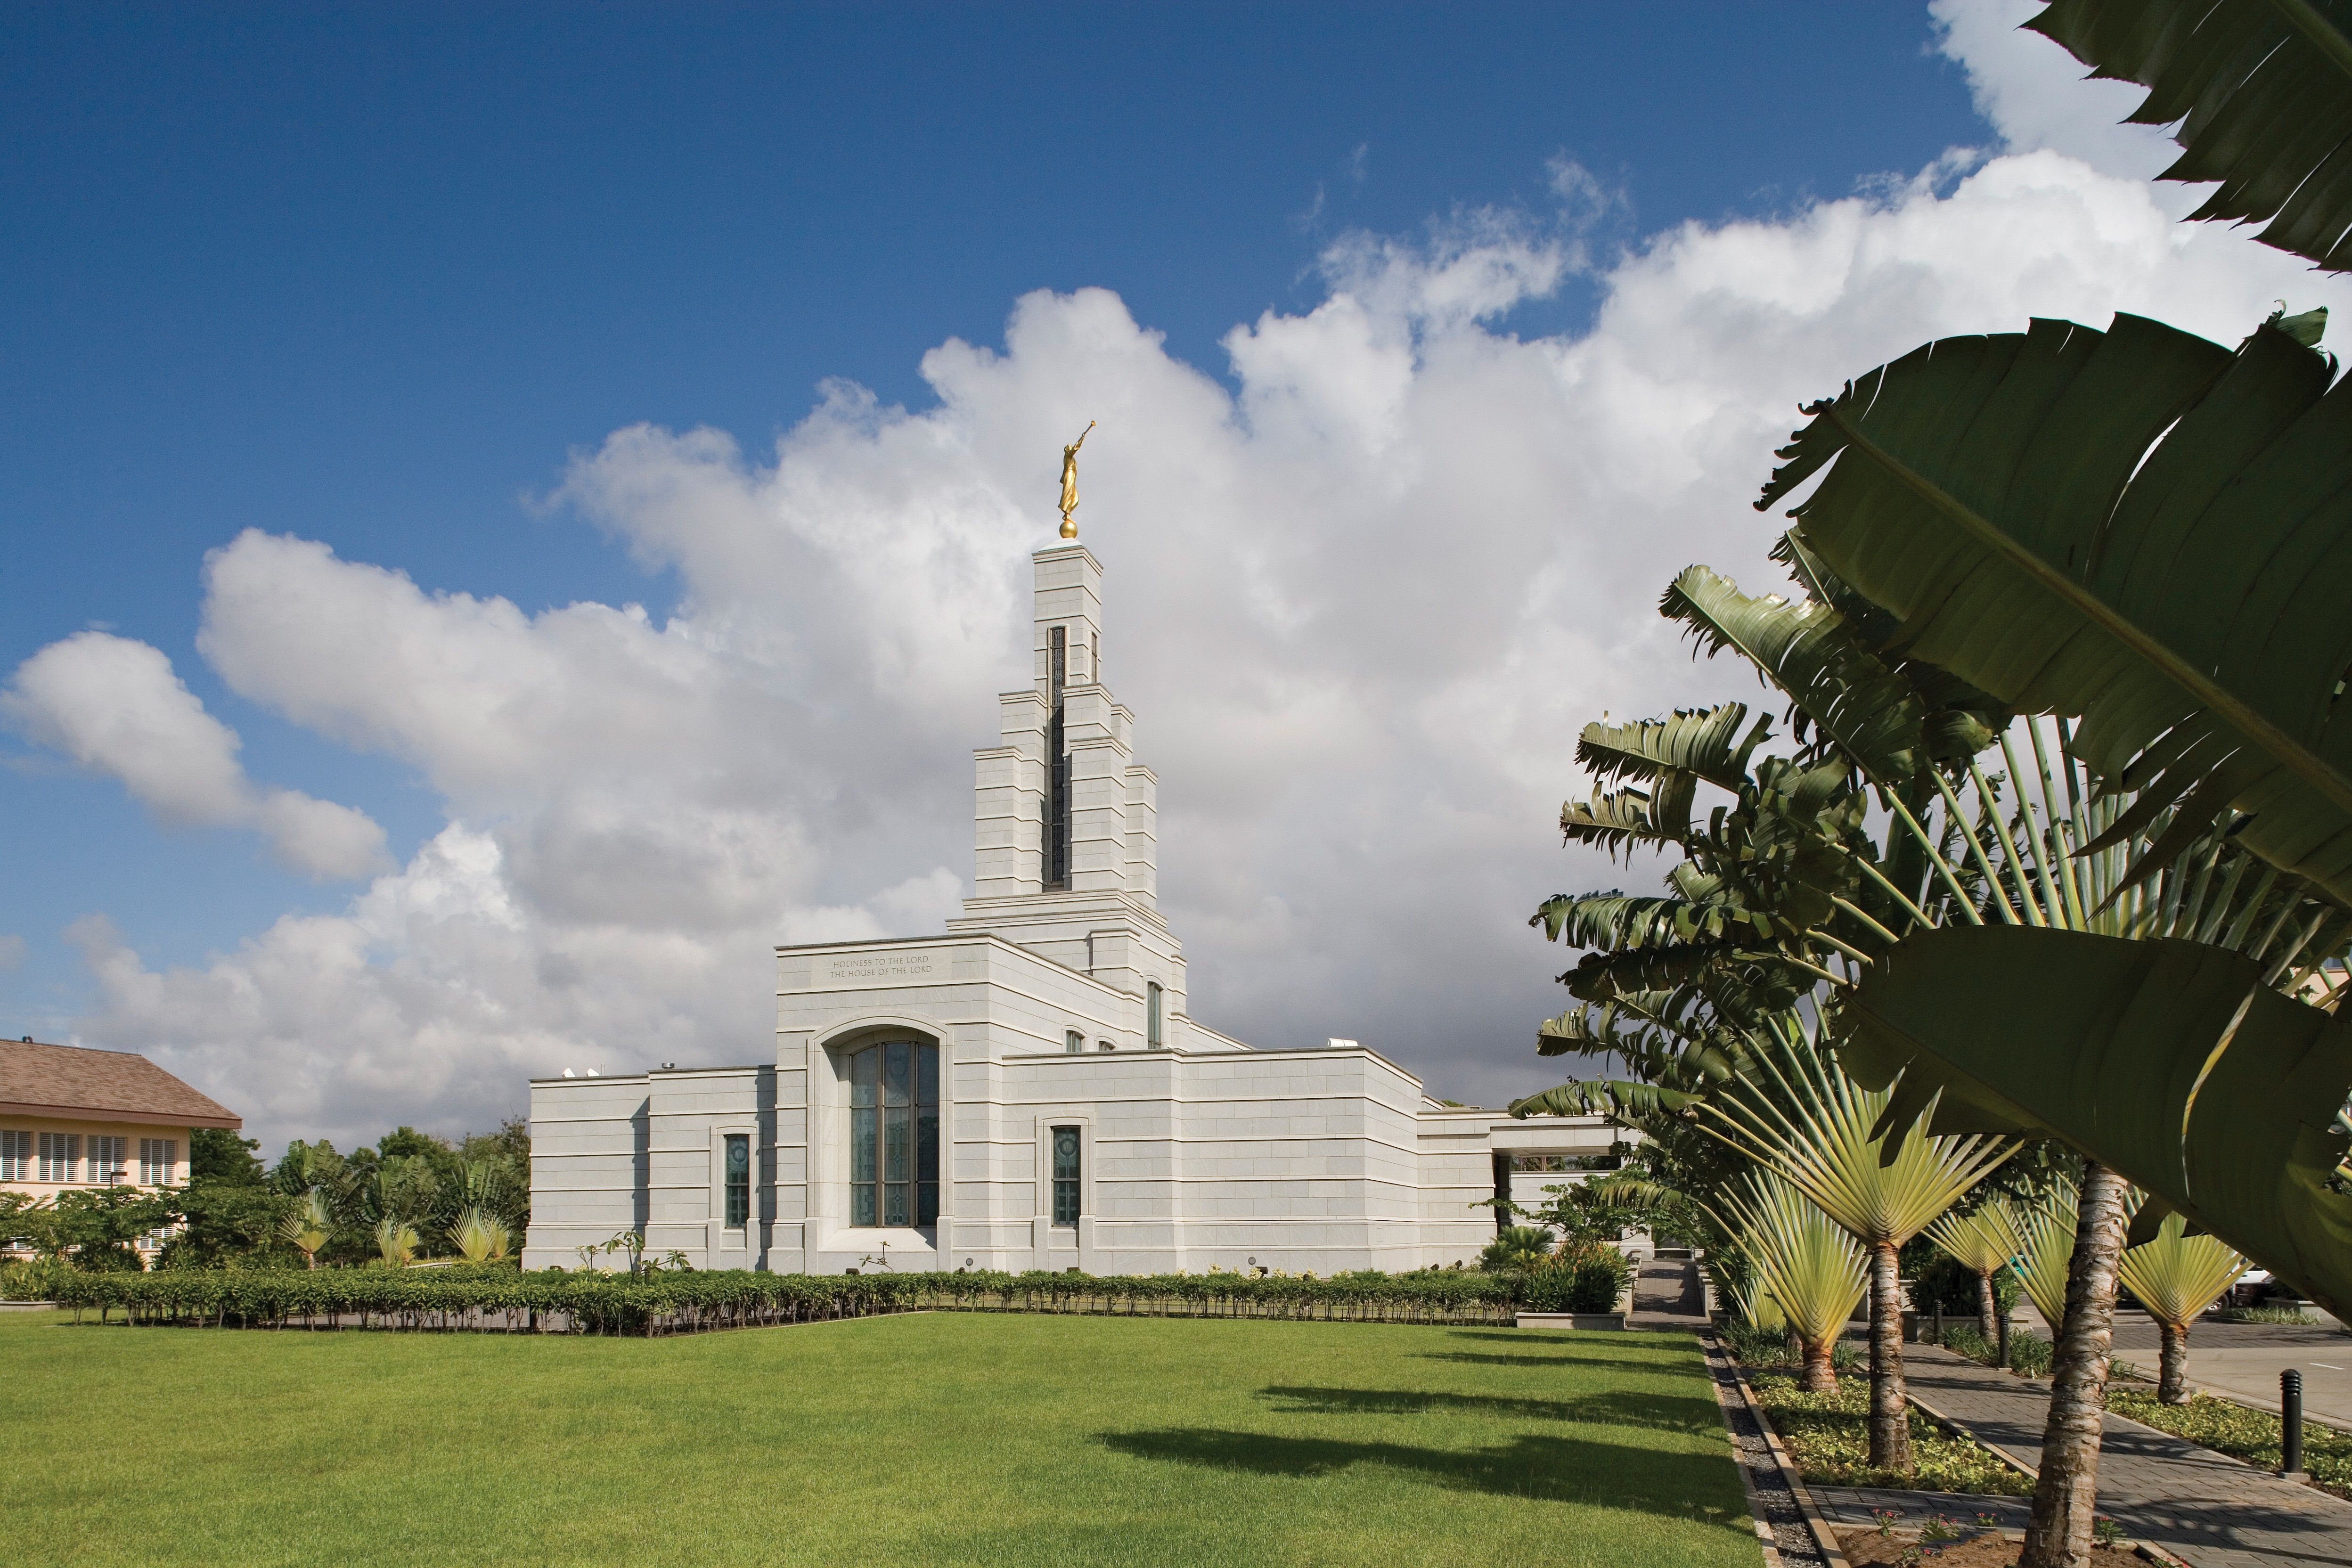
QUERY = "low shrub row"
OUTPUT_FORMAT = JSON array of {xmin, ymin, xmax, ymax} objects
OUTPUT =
[{"xmin": 44, "ymin": 1265, "xmax": 1520, "ymax": 1335}]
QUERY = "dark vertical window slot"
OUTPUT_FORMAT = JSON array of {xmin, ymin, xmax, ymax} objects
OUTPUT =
[
  {"xmin": 724, "ymin": 1135, "xmax": 750, "ymax": 1229},
  {"xmin": 1052, "ymin": 1127, "xmax": 1081, "ymax": 1225},
  {"xmin": 1046, "ymin": 626, "xmax": 1070, "ymax": 889}
]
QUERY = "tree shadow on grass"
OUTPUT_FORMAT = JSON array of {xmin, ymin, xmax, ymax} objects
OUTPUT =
[
  {"xmin": 1418, "ymin": 1350, "xmax": 1690, "ymax": 1373},
  {"xmin": 1257, "ymin": 1385, "xmax": 1721, "ymax": 1436},
  {"xmin": 1098, "ymin": 1428, "xmax": 1740, "ymax": 1515}
]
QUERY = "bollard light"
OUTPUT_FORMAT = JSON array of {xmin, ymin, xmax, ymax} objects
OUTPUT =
[{"xmin": 2283, "ymin": 1368, "xmax": 2306, "ymax": 1478}]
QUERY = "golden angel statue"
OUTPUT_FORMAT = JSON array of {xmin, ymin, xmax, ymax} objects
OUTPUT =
[{"xmin": 1058, "ymin": 420, "xmax": 1094, "ymax": 539}]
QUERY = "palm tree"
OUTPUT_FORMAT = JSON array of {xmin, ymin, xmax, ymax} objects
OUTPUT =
[
  {"xmin": 374, "ymin": 1217, "xmax": 419, "ymax": 1268},
  {"xmin": 2118, "ymin": 1213, "xmax": 2246, "ymax": 1405},
  {"xmin": 448, "ymin": 1206, "xmax": 510, "ymax": 1264},
  {"xmin": 1712, "ymin": 1167, "xmax": 1867, "ymax": 1392},
  {"xmin": 1926, "ymin": 1200, "xmax": 2024, "ymax": 1350},
  {"xmin": 1479, "ymin": 1226, "xmax": 1552, "ymax": 1274},
  {"xmin": 1702, "ymin": 1019, "xmax": 2016, "ymax": 1471},
  {"xmin": 2014, "ymin": 1179, "xmax": 2082, "ymax": 1339},
  {"xmin": 277, "ymin": 1187, "xmax": 333, "ymax": 1269}
]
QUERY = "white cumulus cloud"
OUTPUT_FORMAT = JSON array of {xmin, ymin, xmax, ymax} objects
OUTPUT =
[
  {"xmin": 46, "ymin": 1, "xmax": 2352, "ymax": 1149},
  {"xmin": 3, "ymin": 631, "xmax": 390, "ymax": 882}
]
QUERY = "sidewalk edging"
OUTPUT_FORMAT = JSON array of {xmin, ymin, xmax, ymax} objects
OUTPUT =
[{"xmin": 1712, "ymin": 1337, "xmax": 1853, "ymax": 1568}]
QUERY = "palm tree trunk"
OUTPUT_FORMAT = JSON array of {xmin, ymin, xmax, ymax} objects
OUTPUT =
[
  {"xmin": 1977, "ymin": 1267, "xmax": 1998, "ymax": 1348},
  {"xmin": 1801, "ymin": 1334, "xmax": 1838, "ymax": 1392},
  {"xmin": 1868, "ymin": 1239, "xmax": 1911, "ymax": 1472},
  {"xmin": 2018, "ymin": 1160, "xmax": 2130, "ymax": 1568},
  {"xmin": 2158, "ymin": 1321, "xmax": 2189, "ymax": 1404}
]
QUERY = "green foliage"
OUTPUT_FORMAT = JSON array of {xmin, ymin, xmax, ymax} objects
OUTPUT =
[
  {"xmin": 2211, "ymin": 1303, "xmax": 2317, "ymax": 1324},
  {"xmin": 0, "ymin": 1256, "xmax": 73, "ymax": 1300},
  {"xmin": 1745, "ymin": 1372, "xmax": 2029, "ymax": 1495},
  {"xmin": 1759, "ymin": 308, "xmax": 2352, "ymax": 911},
  {"xmin": 1477, "ymin": 1227, "xmax": 1553, "ymax": 1273},
  {"xmin": 189, "ymin": 1129, "xmax": 266, "ymax": 1185},
  {"xmin": 158, "ymin": 1181, "xmax": 291, "ymax": 1269},
  {"xmin": 1842, "ymin": 928, "xmax": 2352, "ymax": 1321},
  {"xmin": 1518, "ymin": 1243, "xmax": 1633, "ymax": 1315},
  {"xmin": 1710, "ymin": 1167, "xmax": 1865, "ymax": 1370},
  {"xmin": 2107, "ymin": 1389, "xmax": 2352, "ymax": 1501},
  {"xmin": 2117, "ymin": 1211, "xmax": 2246, "ymax": 1331},
  {"xmin": 48, "ymin": 1266, "xmax": 1538, "ymax": 1333},
  {"xmin": 1937, "ymin": 1324, "xmax": 1993, "ymax": 1364},
  {"xmin": 2027, "ymin": 0, "xmax": 2352, "ymax": 272},
  {"xmin": 373, "ymin": 1219, "xmax": 421, "ymax": 1268},
  {"xmin": 2005, "ymin": 1334, "xmax": 2053, "ymax": 1379}
]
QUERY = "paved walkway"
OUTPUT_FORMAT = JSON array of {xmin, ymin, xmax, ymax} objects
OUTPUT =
[
  {"xmin": 1896, "ymin": 1343, "xmax": 2352, "ymax": 1568},
  {"xmin": 1630, "ymin": 1254, "xmax": 1708, "ymax": 1330}
]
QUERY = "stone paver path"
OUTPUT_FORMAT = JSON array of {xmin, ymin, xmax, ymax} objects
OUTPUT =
[
  {"xmin": 1898, "ymin": 1343, "xmax": 2352, "ymax": 1568},
  {"xmin": 1630, "ymin": 1254, "xmax": 1708, "ymax": 1329}
]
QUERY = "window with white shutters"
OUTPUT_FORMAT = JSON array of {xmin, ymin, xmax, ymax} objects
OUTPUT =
[{"xmin": 38, "ymin": 1132, "xmax": 79, "ymax": 1182}]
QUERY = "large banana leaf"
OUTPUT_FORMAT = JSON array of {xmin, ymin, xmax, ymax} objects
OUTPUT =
[
  {"xmin": 1660, "ymin": 565, "xmax": 1929, "ymax": 781},
  {"xmin": 1838, "ymin": 924, "xmax": 2352, "ymax": 1319},
  {"xmin": 2028, "ymin": 0, "xmax": 2352, "ymax": 270},
  {"xmin": 1757, "ymin": 311, "xmax": 2352, "ymax": 908}
]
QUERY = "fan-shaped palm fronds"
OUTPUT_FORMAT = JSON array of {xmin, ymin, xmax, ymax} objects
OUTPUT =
[
  {"xmin": 1927, "ymin": 1199, "xmax": 2025, "ymax": 1347},
  {"xmin": 1713, "ymin": 1168, "xmax": 1868, "ymax": 1392},
  {"xmin": 1700, "ymin": 1018, "xmax": 2017, "ymax": 1471},
  {"xmin": 2118, "ymin": 1213, "xmax": 2247, "ymax": 1403},
  {"xmin": 448, "ymin": 1205, "xmax": 510, "ymax": 1264},
  {"xmin": 2015, "ymin": 1179, "xmax": 2081, "ymax": 1337},
  {"xmin": 276, "ymin": 1187, "xmax": 333, "ymax": 1270},
  {"xmin": 374, "ymin": 1217, "xmax": 420, "ymax": 1269}
]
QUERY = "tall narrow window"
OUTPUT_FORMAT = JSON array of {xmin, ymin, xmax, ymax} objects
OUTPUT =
[
  {"xmin": 88, "ymin": 1135, "xmax": 125, "ymax": 1184},
  {"xmin": 1491, "ymin": 1151, "xmax": 1512, "ymax": 1233},
  {"xmin": 1051, "ymin": 1127, "xmax": 1081, "ymax": 1225},
  {"xmin": 138, "ymin": 1139, "xmax": 177, "ymax": 1185},
  {"xmin": 1065, "ymin": 1029, "xmax": 1084, "ymax": 1054},
  {"xmin": 849, "ymin": 1040, "xmax": 940, "ymax": 1227},
  {"xmin": 724, "ymin": 1134, "xmax": 750, "ymax": 1229},
  {"xmin": 38, "ymin": 1132, "xmax": 79, "ymax": 1183},
  {"xmin": 0, "ymin": 1130, "xmax": 28, "ymax": 1181},
  {"xmin": 1045, "ymin": 626, "xmax": 1070, "ymax": 888},
  {"xmin": 1147, "ymin": 982, "xmax": 1163, "ymax": 1049}
]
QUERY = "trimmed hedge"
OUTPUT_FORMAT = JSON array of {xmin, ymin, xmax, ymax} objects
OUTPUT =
[{"xmin": 46, "ymin": 1266, "xmax": 1520, "ymax": 1336}]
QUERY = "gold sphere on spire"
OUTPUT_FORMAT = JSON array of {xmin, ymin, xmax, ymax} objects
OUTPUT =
[{"xmin": 1058, "ymin": 420, "xmax": 1094, "ymax": 539}]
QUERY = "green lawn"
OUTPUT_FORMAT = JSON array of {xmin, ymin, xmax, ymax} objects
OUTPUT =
[{"xmin": 2, "ymin": 1307, "xmax": 1757, "ymax": 1568}]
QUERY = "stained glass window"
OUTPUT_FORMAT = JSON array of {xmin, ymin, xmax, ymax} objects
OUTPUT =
[
  {"xmin": 849, "ymin": 1040, "xmax": 940, "ymax": 1227},
  {"xmin": 724, "ymin": 1134, "xmax": 750, "ymax": 1229},
  {"xmin": 1051, "ymin": 1127, "xmax": 1080, "ymax": 1225}
]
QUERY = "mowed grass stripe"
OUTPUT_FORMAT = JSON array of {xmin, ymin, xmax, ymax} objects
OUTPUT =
[{"xmin": 1, "ymin": 1309, "xmax": 1758, "ymax": 1568}]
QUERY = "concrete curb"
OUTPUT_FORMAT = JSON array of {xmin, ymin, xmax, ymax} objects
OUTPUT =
[{"xmin": 1713, "ymin": 1338, "xmax": 1853, "ymax": 1568}]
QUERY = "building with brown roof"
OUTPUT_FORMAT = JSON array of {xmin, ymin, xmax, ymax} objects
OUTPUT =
[{"xmin": 0, "ymin": 1037, "xmax": 241, "ymax": 1204}]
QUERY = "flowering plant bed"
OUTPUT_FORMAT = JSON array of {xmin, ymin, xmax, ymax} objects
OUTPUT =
[
  {"xmin": 2107, "ymin": 1389, "xmax": 2352, "ymax": 1501},
  {"xmin": 1746, "ymin": 1372, "xmax": 2030, "ymax": 1495}
]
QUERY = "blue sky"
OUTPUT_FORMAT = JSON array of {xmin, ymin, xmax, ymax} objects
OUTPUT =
[
  {"xmin": 4, "ymin": 4, "xmax": 1980, "ymax": 1014},
  {"xmin": 15, "ymin": 3, "xmax": 2320, "ymax": 1144}
]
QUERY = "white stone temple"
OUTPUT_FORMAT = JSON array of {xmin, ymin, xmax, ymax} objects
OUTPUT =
[{"xmin": 523, "ymin": 537, "xmax": 1621, "ymax": 1274}]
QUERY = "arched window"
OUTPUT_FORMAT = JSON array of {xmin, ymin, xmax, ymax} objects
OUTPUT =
[
  {"xmin": 1147, "ymin": 982, "xmax": 1163, "ymax": 1049},
  {"xmin": 849, "ymin": 1040, "xmax": 939, "ymax": 1227}
]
